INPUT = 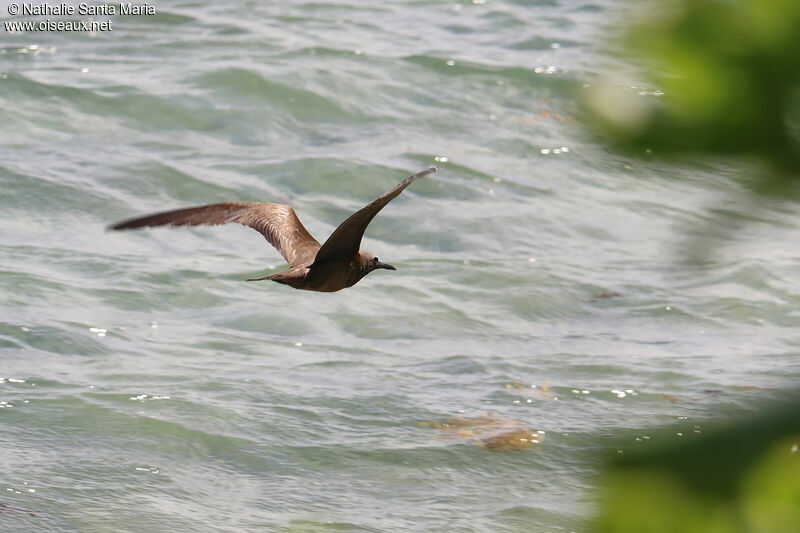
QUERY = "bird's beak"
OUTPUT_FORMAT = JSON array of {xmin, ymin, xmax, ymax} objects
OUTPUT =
[{"xmin": 376, "ymin": 261, "xmax": 396, "ymax": 271}]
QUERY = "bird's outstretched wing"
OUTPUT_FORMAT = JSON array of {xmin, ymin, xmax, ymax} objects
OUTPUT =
[
  {"xmin": 312, "ymin": 166, "xmax": 437, "ymax": 265},
  {"xmin": 109, "ymin": 202, "xmax": 321, "ymax": 267}
]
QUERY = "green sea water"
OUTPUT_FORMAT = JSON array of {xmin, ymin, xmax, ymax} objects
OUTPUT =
[{"xmin": 1, "ymin": 1, "xmax": 799, "ymax": 531}]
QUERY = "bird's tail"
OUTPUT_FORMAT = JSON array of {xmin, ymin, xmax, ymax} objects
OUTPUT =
[{"xmin": 246, "ymin": 273, "xmax": 279, "ymax": 281}]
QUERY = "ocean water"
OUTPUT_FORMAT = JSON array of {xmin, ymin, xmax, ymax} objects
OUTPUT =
[{"xmin": 2, "ymin": 1, "xmax": 799, "ymax": 531}]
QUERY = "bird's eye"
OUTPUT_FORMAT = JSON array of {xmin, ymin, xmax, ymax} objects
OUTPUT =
[{"xmin": 373, "ymin": 257, "xmax": 379, "ymax": 263}]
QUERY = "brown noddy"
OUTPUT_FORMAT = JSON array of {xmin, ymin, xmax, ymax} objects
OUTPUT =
[{"xmin": 109, "ymin": 166, "xmax": 437, "ymax": 292}]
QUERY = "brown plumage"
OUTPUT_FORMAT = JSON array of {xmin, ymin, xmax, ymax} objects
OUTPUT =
[{"xmin": 109, "ymin": 166, "xmax": 437, "ymax": 292}]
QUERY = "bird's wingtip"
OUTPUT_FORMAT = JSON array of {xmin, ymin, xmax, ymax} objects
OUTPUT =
[
  {"xmin": 107, "ymin": 218, "xmax": 137, "ymax": 231},
  {"xmin": 410, "ymin": 166, "xmax": 438, "ymax": 180}
]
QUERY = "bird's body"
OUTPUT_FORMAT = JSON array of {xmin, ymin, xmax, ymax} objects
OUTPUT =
[
  {"xmin": 109, "ymin": 167, "xmax": 437, "ymax": 292},
  {"xmin": 265, "ymin": 257, "xmax": 366, "ymax": 292}
]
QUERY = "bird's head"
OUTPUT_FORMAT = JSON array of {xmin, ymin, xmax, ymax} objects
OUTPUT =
[{"xmin": 359, "ymin": 251, "xmax": 396, "ymax": 274}]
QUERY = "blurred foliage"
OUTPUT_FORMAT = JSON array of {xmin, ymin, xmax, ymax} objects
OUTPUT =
[
  {"xmin": 585, "ymin": 0, "xmax": 800, "ymax": 187},
  {"xmin": 592, "ymin": 404, "xmax": 800, "ymax": 533},
  {"xmin": 584, "ymin": 2, "xmax": 800, "ymax": 529}
]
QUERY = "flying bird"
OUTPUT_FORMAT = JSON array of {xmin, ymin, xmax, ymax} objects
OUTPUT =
[{"xmin": 109, "ymin": 166, "xmax": 437, "ymax": 292}]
